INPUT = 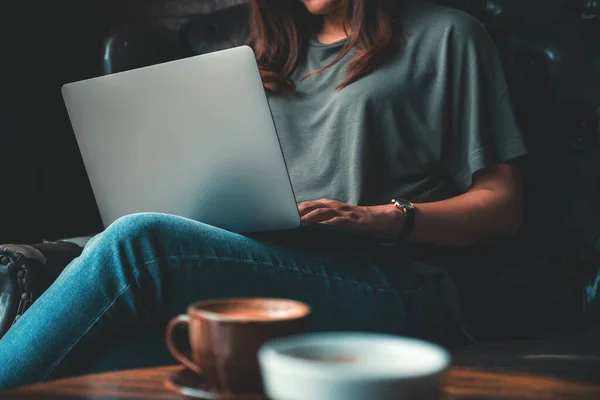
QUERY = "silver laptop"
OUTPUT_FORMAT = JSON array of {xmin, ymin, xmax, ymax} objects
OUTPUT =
[{"xmin": 62, "ymin": 46, "xmax": 389, "ymax": 242}]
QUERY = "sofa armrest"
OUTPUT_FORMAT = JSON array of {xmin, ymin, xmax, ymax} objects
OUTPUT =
[{"xmin": 103, "ymin": 21, "xmax": 189, "ymax": 75}]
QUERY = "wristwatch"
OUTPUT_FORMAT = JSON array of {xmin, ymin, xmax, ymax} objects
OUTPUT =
[{"xmin": 390, "ymin": 198, "xmax": 416, "ymax": 240}]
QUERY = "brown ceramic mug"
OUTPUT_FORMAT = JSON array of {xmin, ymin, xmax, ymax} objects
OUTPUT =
[{"xmin": 166, "ymin": 298, "xmax": 311, "ymax": 395}]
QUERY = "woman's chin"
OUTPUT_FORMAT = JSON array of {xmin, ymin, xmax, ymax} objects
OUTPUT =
[{"xmin": 299, "ymin": 0, "xmax": 343, "ymax": 16}]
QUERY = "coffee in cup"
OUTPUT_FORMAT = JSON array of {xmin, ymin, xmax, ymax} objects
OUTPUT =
[{"xmin": 166, "ymin": 298, "xmax": 310, "ymax": 395}]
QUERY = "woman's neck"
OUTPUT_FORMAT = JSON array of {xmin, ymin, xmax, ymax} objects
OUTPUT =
[{"xmin": 317, "ymin": 8, "xmax": 348, "ymax": 44}]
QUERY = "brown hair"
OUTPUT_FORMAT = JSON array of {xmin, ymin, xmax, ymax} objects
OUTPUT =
[{"xmin": 247, "ymin": 0, "xmax": 403, "ymax": 93}]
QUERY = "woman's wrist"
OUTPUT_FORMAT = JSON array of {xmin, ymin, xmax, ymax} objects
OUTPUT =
[{"xmin": 372, "ymin": 204, "xmax": 405, "ymax": 239}]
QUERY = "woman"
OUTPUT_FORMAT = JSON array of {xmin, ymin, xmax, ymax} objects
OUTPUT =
[{"xmin": 0, "ymin": 0, "xmax": 526, "ymax": 390}]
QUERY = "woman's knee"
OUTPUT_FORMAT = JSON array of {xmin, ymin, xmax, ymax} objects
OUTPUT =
[
  {"xmin": 74, "ymin": 213, "xmax": 182, "ymax": 281},
  {"xmin": 87, "ymin": 213, "xmax": 237, "ymax": 274},
  {"xmin": 103, "ymin": 213, "xmax": 179, "ymax": 243},
  {"xmin": 96, "ymin": 213, "xmax": 222, "ymax": 259}
]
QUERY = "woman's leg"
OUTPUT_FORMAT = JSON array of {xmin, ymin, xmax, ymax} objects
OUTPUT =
[{"xmin": 0, "ymin": 213, "xmax": 453, "ymax": 390}]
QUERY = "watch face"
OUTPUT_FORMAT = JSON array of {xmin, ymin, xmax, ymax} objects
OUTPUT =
[{"xmin": 396, "ymin": 198, "xmax": 414, "ymax": 209}]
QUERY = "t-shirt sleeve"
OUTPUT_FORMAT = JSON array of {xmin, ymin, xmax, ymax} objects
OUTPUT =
[{"xmin": 443, "ymin": 16, "xmax": 528, "ymax": 192}]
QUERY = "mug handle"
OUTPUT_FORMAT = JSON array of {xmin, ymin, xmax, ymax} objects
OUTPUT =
[{"xmin": 166, "ymin": 315, "xmax": 202, "ymax": 374}]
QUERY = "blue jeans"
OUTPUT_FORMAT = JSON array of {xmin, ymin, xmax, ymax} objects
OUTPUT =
[{"xmin": 0, "ymin": 213, "xmax": 462, "ymax": 390}]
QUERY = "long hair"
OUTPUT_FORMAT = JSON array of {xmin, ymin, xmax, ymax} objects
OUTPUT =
[{"xmin": 247, "ymin": 0, "xmax": 403, "ymax": 93}]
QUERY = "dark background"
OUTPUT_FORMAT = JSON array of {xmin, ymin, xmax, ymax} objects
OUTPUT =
[
  {"xmin": 0, "ymin": 0, "xmax": 118, "ymax": 243},
  {"xmin": 0, "ymin": 0, "xmax": 242, "ymax": 243}
]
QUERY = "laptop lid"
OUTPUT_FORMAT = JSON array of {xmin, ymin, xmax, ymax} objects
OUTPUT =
[{"xmin": 62, "ymin": 46, "xmax": 301, "ymax": 233}]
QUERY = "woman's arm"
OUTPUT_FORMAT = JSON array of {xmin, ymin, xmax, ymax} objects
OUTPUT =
[
  {"xmin": 298, "ymin": 162, "xmax": 523, "ymax": 247},
  {"xmin": 400, "ymin": 162, "xmax": 523, "ymax": 246}
]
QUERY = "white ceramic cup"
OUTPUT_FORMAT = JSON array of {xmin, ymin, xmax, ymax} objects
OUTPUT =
[{"xmin": 258, "ymin": 332, "xmax": 451, "ymax": 400}]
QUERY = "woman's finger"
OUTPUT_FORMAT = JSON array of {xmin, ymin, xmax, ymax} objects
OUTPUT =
[
  {"xmin": 319, "ymin": 216, "xmax": 354, "ymax": 227},
  {"xmin": 300, "ymin": 207, "xmax": 339, "ymax": 222},
  {"xmin": 297, "ymin": 199, "xmax": 329, "ymax": 216}
]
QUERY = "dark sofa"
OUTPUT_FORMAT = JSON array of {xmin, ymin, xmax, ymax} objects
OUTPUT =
[{"xmin": 12, "ymin": 0, "xmax": 600, "ymax": 382}]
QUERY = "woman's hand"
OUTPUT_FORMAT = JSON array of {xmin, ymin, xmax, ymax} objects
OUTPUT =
[{"xmin": 297, "ymin": 198, "xmax": 404, "ymax": 239}]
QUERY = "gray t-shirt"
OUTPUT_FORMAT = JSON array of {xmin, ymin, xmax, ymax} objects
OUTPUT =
[{"xmin": 267, "ymin": 0, "xmax": 527, "ymax": 206}]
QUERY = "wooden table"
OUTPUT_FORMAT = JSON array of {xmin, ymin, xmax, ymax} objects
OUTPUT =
[{"xmin": 3, "ymin": 365, "xmax": 600, "ymax": 399}]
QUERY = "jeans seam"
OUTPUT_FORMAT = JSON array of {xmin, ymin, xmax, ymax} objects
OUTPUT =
[
  {"xmin": 151, "ymin": 255, "xmax": 434, "ymax": 296},
  {"xmin": 40, "ymin": 269, "xmax": 142, "ymax": 382}
]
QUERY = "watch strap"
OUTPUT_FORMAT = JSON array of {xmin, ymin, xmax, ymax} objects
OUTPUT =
[{"xmin": 391, "ymin": 198, "xmax": 416, "ymax": 240}]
